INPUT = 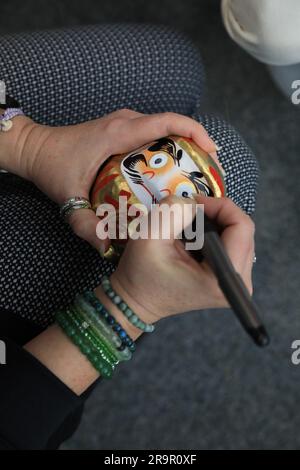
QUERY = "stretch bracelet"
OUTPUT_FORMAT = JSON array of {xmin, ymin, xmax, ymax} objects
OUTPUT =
[
  {"xmin": 57, "ymin": 310, "xmax": 115, "ymax": 374},
  {"xmin": 75, "ymin": 296, "xmax": 132, "ymax": 361},
  {"xmin": 101, "ymin": 276, "xmax": 155, "ymax": 333},
  {"xmin": 55, "ymin": 289, "xmax": 139, "ymax": 378},
  {"xmin": 56, "ymin": 310, "xmax": 114, "ymax": 379},
  {"xmin": 73, "ymin": 296, "xmax": 132, "ymax": 362},
  {"xmin": 83, "ymin": 291, "xmax": 136, "ymax": 352},
  {"xmin": 66, "ymin": 306, "xmax": 119, "ymax": 366},
  {"xmin": 57, "ymin": 308, "xmax": 117, "ymax": 367}
]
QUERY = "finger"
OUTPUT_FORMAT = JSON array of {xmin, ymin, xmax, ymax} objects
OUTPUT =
[
  {"xmin": 68, "ymin": 208, "xmax": 111, "ymax": 255},
  {"xmin": 142, "ymin": 195, "xmax": 197, "ymax": 244},
  {"xmin": 193, "ymin": 195, "xmax": 255, "ymax": 273},
  {"xmin": 209, "ymin": 150, "xmax": 226, "ymax": 176},
  {"xmin": 102, "ymin": 108, "xmax": 144, "ymax": 121},
  {"xmin": 242, "ymin": 251, "xmax": 254, "ymax": 296},
  {"xmin": 122, "ymin": 112, "xmax": 217, "ymax": 154}
]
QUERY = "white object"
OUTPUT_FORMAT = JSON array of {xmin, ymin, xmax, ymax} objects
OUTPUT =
[{"xmin": 221, "ymin": 0, "xmax": 300, "ymax": 66}]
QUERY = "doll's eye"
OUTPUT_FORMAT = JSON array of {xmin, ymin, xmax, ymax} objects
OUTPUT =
[
  {"xmin": 149, "ymin": 153, "xmax": 168, "ymax": 169},
  {"xmin": 175, "ymin": 182, "xmax": 194, "ymax": 199}
]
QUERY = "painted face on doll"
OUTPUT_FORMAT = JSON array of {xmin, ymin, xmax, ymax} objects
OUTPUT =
[{"xmin": 120, "ymin": 137, "xmax": 213, "ymax": 209}]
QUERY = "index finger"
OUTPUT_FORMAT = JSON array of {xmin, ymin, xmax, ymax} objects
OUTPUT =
[
  {"xmin": 125, "ymin": 112, "xmax": 217, "ymax": 153},
  {"xmin": 194, "ymin": 195, "xmax": 255, "ymax": 273}
]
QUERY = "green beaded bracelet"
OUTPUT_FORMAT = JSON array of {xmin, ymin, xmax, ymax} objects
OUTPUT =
[
  {"xmin": 56, "ymin": 310, "xmax": 115, "ymax": 371},
  {"xmin": 73, "ymin": 297, "xmax": 132, "ymax": 362},
  {"xmin": 56, "ymin": 311, "xmax": 114, "ymax": 379},
  {"xmin": 101, "ymin": 276, "xmax": 155, "ymax": 333},
  {"xmin": 66, "ymin": 306, "xmax": 119, "ymax": 366},
  {"xmin": 83, "ymin": 291, "xmax": 136, "ymax": 353}
]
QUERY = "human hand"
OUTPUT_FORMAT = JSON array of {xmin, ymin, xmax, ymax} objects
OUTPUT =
[
  {"xmin": 111, "ymin": 195, "xmax": 255, "ymax": 325},
  {"xmin": 16, "ymin": 110, "xmax": 219, "ymax": 253}
]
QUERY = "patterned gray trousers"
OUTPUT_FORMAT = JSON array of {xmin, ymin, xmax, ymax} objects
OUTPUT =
[{"xmin": 0, "ymin": 24, "xmax": 259, "ymax": 326}]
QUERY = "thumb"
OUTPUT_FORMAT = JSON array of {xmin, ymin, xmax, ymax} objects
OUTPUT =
[
  {"xmin": 147, "ymin": 195, "xmax": 197, "ymax": 244},
  {"xmin": 68, "ymin": 208, "xmax": 111, "ymax": 255}
]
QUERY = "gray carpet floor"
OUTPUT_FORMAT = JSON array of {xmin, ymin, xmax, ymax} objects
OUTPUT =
[{"xmin": 1, "ymin": 0, "xmax": 299, "ymax": 450}]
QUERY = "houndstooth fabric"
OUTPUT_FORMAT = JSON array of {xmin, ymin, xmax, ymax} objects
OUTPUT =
[{"xmin": 0, "ymin": 24, "xmax": 259, "ymax": 327}]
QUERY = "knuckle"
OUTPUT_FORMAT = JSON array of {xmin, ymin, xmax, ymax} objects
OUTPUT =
[
  {"xmin": 241, "ymin": 215, "xmax": 256, "ymax": 238},
  {"xmin": 245, "ymin": 276, "xmax": 253, "ymax": 296},
  {"xmin": 104, "ymin": 117, "xmax": 123, "ymax": 133},
  {"xmin": 116, "ymin": 108, "xmax": 132, "ymax": 117},
  {"xmin": 164, "ymin": 111, "xmax": 181, "ymax": 122},
  {"xmin": 71, "ymin": 219, "xmax": 84, "ymax": 238},
  {"xmin": 163, "ymin": 111, "xmax": 175, "ymax": 119},
  {"xmin": 157, "ymin": 111, "xmax": 177, "ymax": 124},
  {"xmin": 223, "ymin": 196, "xmax": 234, "ymax": 207},
  {"xmin": 214, "ymin": 291, "xmax": 228, "ymax": 308},
  {"xmin": 70, "ymin": 216, "xmax": 90, "ymax": 240}
]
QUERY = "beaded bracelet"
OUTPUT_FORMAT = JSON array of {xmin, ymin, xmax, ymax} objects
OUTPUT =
[
  {"xmin": 101, "ymin": 276, "xmax": 155, "ymax": 333},
  {"xmin": 67, "ymin": 305, "xmax": 119, "ymax": 365},
  {"xmin": 55, "ymin": 286, "xmax": 143, "ymax": 378},
  {"xmin": 73, "ymin": 296, "xmax": 132, "ymax": 362},
  {"xmin": 83, "ymin": 291, "xmax": 136, "ymax": 352},
  {"xmin": 60, "ymin": 307, "xmax": 118, "ymax": 365},
  {"xmin": 56, "ymin": 310, "xmax": 114, "ymax": 379}
]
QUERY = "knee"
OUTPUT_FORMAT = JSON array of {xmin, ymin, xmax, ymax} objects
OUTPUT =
[
  {"xmin": 131, "ymin": 24, "xmax": 205, "ymax": 114},
  {"xmin": 196, "ymin": 114, "xmax": 259, "ymax": 215}
]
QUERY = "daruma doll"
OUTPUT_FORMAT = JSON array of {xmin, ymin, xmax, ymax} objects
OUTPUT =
[{"xmin": 90, "ymin": 136, "xmax": 226, "ymax": 262}]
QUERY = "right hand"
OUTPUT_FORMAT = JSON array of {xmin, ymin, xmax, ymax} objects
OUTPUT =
[{"xmin": 111, "ymin": 195, "xmax": 255, "ymax": 325}]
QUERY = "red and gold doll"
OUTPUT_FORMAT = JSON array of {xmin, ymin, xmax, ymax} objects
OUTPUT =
[{"xmin": 91, "ymin": 136, "xmax": 226, "ymax": 262}]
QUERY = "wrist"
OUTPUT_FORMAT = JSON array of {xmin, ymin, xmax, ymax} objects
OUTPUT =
[
  {"xmin": 0, "ymin": 114, "xmax": 50, "ymax": 181},
  {"xmin": 94, "ymin": 285, "xmax": 143, "ymax": 341},
  {"xmin": 111, "ymin": 272, "xmax": 160, "ymax": 326},
  {"xmin": 94, "ymin": 274, "xmax": 159, "ymax": 341}
]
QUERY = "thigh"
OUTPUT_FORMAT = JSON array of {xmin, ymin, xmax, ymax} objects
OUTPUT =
[
  {"xmin": 0, "ymin": 175, "xmax": 110, "ymax": 327},
  {"xmin": 0, "ymin": 24, "xmax": 206, "ymax": 327},
  {"xmin": 194, "ymin": 114, "xmax": 259, "ymax": 215},
  {"xmin": 0, "ymin": 117, "xmax": 258, "ymax": 327},
  {"xmin": 0, "ymin": 24, "xmax": 204, "ymax": 125}
]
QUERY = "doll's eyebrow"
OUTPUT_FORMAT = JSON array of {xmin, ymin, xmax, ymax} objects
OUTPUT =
[
  {"xmin": 148, "ymin": 138, "xmax": 178, "ymax": 163},
  {"xmin": 123, "ymin": 153, "xmax": 148, "ymax": 174},
  {"xmin": 122, "ymin": 153, "xmax": 147, "ymax": 185}
]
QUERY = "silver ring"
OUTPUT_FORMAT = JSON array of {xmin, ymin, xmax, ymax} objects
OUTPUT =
[{"xmin": 60, "ymin": 197, "xmax": 92, "ymax": 220}]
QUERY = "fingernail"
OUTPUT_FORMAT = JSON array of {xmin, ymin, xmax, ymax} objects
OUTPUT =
[
  {"xmin": 210, "ymin": 150, "xmax": 219, "ymax": 160},
  {"xmin": 99, "ymin": 245, "xmax": 114, "ymax": 258},
  {"xmin": 216, "ymin": 145, "xmax": 222, "ymax": 151},
  {"xmin": 100, "ymin": 245, "xmax": 119, "ymax": 263}
]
